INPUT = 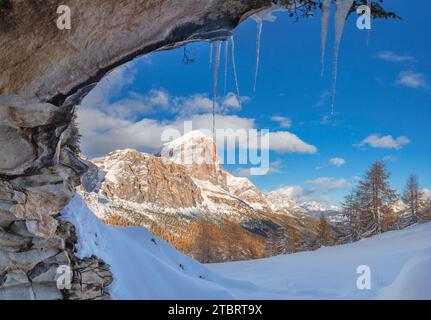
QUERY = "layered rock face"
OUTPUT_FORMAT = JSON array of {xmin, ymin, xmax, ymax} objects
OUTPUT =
[
  {"xmin": 0, "ymin": 96, "xmax": 112, "ymax": 299},
  {"xmin": 86, "ymin": 149, "xmax": 204, "ymax": 209}
]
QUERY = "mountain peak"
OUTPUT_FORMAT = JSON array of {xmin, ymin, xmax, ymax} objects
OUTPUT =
[
  {"xmin": 160, "ymin": 130, "xmax": 221, "ymax": 168},
  {"xmin": 162, "ymin": 130, "xmax": 214, "ymax": 153}
]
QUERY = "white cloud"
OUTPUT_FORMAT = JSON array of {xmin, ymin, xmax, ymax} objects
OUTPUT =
[
  {"xmin": 376, "ymin": 51, "xmax": 416, "ymax": 63},
  {"xmin": 271, "ymin": 116, "xmax": 292, "ymax": 128},
  {"xmin": 272, "ymin": 186, "xmax": 309, "ymax": 201},
  {"xmin": 356, "ymin": 134, "xmax": 411, "ymax": 150},
  {"xmin": 329, "ymin": 157, "xmax": 346, "ymax": 167},
  {"xmin": 173, "ymin": 94, "xmax": 213, "ymax": 115},
  {"xmin": 268, "ymin": 185, "xmax": 332, "ymax": 205},
  {"xmin": 233, "ymin": 160, "xmax": 284, "ymax": 177},
  {"xmin": 423, "ymin": 188, "xmax": 431, "ymax": 200},
  {"xmin": 222, "ymin": 92, "xmax": 249, "ymax": 110},
  {"xmin": 78, "ymin": 112, "xmax": 255, "ymax": 158},
  {"xmin": 78, "ymin": 63, "xmax": 316, "ymax": 158},
  {"xmin": 172, "ymin": 92, "xmax": 249, "ymax": 117},
  {"xmin": 82, "ymin": 64, "xmax": 136, "ymax": 110},
  {"xmin": 265, "ymin": 131, "xmax": 317, "ymax": 154},
  {"xmin": 306, "ymin": 177, "xmax": 349, "ymax": 190},
  {"xmin": 268, "ymin": 160, "xmax": 284, "ymax": 173},
  {"xmin": 105, "ymin": 89, "xmax": 171, "ymax": 118},
  {"xmin": 396, "ymin": 71, "xmax": 429, "ymax": 89}
]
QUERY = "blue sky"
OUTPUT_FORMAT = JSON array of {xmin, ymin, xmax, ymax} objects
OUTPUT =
[{"xmin": 78, "ymin": 1, "xmax": 430, "ymax": 205}]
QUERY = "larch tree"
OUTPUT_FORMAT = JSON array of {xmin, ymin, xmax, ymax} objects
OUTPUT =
[
  {"xmin": 318, "ymin": 214, "xmax": 332, "ymax": 247},
  {"xmin": 359, "ymin": 162, "xmax": 398, "ymax": 235},
  {"xmin": 402, "ymin": 175, "xmax": 425, "ymax": 224},
  {"xmin": 382, "ymin": 205, "xmax": 396, "ymax": 232},
  {"xmin": 343, "ymin": 162, "xmax": 398, "ymax": 239},
  {"xmin": 342, "ymin": 191, "xmax": 361, "ymax": 242},
  {"xmin": 287, "ymin": 225, "xmax": 300, "ymax": 254}
]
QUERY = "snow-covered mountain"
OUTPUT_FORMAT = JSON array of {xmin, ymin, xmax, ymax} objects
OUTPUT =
[
  {"xmin": 79, "ymin": 131, "xmax": 341, "ymax": 261},
  {"xmin": 266, "ymin": 187, "xmax": 341, "ymax": 217}
]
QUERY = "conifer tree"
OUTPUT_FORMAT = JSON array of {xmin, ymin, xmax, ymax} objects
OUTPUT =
[
  {"xmin": 342, "ymin": 191, "xmax": 361, "ymax": 241},
  {"xmin": 402, "ymin": 175, "xmax": 425, "ymax": 224},
  {"xmin": 382, "ymin": 205, "xmax": 396, "ymax": 231},
  {"xmin": 342, "ymin": 162, "xmax": 398, "ymax": 239},
  {"xmin": 287, "ymin": 225, "xmax": 300, "ymax": 253},
  {"xmin": 318, "ymin": 214, "xmax": 332, "ymax": 246},
  {"xmin": 359, "ymin": 162, "xmax": 398, "ymax": 235}
]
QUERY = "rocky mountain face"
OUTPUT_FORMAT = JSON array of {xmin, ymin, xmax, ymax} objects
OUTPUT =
[{"xmin": 80, "ymin": 131, "xmax": 343, "ymax": 262}]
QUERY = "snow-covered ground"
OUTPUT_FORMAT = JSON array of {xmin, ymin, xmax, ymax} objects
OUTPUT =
[
  {"xmin": 62, "ymin": 195, "xmax": 431, "ymax": 300},
  {"xmin": 209, "ymin": 223, "xmax": 431, "ymax": 300},
  {"xmin": 61, "ymin": 195, "xmax": 255, "ymax": 299}
]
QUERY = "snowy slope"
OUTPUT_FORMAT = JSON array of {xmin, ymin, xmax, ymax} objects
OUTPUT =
[
  {"xmin": 62, "ymin": 195, "xmax": 431, "ymax": 300},
  {"xmin": 208, "ymin": 222, "xmax": 431, "ymax": 299},
  {"xmin": 61, "ymin": 195, "xmax": 256, "ymax": 300}
]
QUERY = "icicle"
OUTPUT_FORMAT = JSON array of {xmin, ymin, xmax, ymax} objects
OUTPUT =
[
  {"xmin": 253, "ymin": 20, "xmax": 263, "ymax": 92},
  {"xmin": 224, "ymin": 40, "xmax": 229, "ymax": 95},
  {"xmin": 230, "ymin": 35, "xmax": 241, "ymax": 107},
  {"xmin": 321, "ymin": 0, "xmax": 332, "ymax": 77},
  {"xmin": 330, "ymin": 0, "xmax": 354, "ymax": 115},
  {"xmin": 212, "ymin": 41, "xmax": 221, "ymax": 141},
  {"xmin": 212, "ymin": 41, "xmax": 222, "ymax": 174},
  {"xmin": 209, "ymin": 42, "xmax": 213, "ymax": 70},
  {"xmin": 250, "ymin": 4, "xmax": 286, "ymax": 92}
]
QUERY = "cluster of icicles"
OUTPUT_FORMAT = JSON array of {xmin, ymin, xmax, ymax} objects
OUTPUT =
[
  {"xmin": 208, "ymin": 0, "xmax": 356, "ymax": 138},
  {"xmin": 206, "ymin": 0, "xmax": 355, "ymax": 175}
]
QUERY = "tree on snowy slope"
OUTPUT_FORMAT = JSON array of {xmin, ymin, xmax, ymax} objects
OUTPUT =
[
  {"xmin": 318, "ymin": 214, "xmax": 333, "ymax": 247},
  {"xmin": 381, "ymin": 205, "xmax": 396, "ymax": 232},
  {"xmin": 402, "ymin": 175, "xmax": 426, "ymax": 224},
  {"xmin": 423, "ymin": 199, "xmax": 431, "ymax": 222},
  {"xmin": 343, "ymin": 162, "xmax": 398, "ymax": 238},
  {"xmin": 342, "ymin": 191, "xmax": 361, "ymax": 241},
  {"xmin": 286, "ymin": 225, "xmax": 301, "ymax": 254}
]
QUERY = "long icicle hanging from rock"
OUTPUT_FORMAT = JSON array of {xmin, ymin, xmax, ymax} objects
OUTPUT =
[
  {"xmin": 250, "ymin": 4, "xmax": 285, "ymax": 93},
  {"xmin": 224, "ymin": 39, "xmax": 229, "ymax": 95},
  {"xmin": 330, "ymin": 0, "xmax": 354, "ymax": 115},
  {"xmin": 230, "ymin": 35, "xmax": 241, "ymax": 107},
  {"xmin": 212, "ymin": 41, "xmax": 222, "ymax": 175},
  {"xmin": 209, "ymin": 42, "xmax": 213, "ymax": 70},
  {"xmin": 253, "ymin": 19, "xmax": 263, "ymax": 92},
  {"xmin": 321, "ymin": 0, "xmax": 332, "ymax": 77}
]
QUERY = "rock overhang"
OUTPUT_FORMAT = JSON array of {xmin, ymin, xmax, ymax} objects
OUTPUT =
[{"xmin": 0, "ymin": 0, "xmax": 286, "ymax": 106}]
